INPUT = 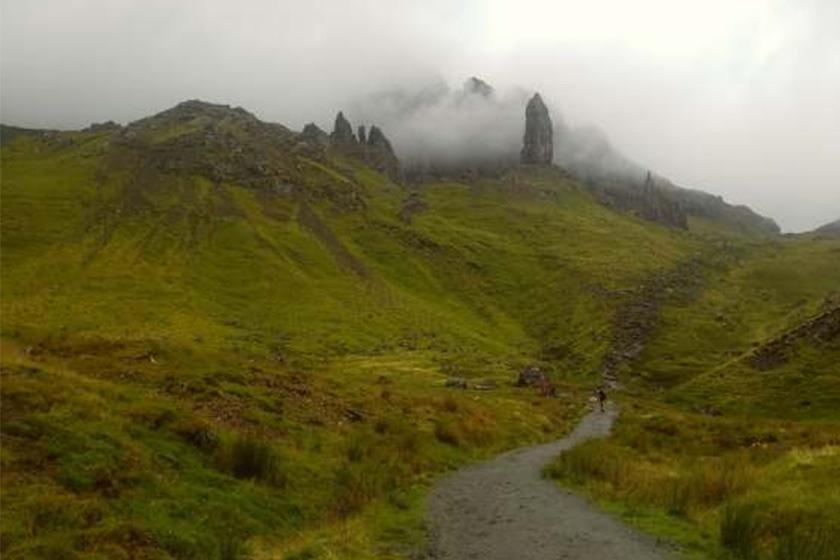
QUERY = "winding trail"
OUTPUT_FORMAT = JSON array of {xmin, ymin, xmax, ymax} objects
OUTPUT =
[{"xmin": 426, "ymin": 404, "xmax": 671, "ymax": 559}]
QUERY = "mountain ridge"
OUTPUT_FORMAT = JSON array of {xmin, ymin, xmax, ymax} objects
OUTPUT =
[{"xmin": 0, "ymin": 94, "xmax": 780, "ymax": 235}]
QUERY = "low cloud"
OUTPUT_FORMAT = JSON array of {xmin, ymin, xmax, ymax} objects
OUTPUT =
[{"xmin": 2, "ymin": 0, "xmax": 838, "ymax": 231}]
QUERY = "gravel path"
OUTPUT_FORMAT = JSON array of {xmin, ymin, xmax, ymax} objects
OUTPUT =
[{"xmin": 426, "ymin": 403, "xmax": 671, "ymax": 559}]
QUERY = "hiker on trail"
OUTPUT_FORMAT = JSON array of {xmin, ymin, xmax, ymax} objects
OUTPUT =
[{"xmin": 597, "ymin": 387, "xmax": 607, "ymax": 412}]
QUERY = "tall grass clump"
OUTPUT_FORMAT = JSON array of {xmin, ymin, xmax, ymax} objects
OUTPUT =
[
  {"xmin": 215, "ymin": 434, "xmax": 286, "ymax": 487},
  {"xmin": 720, "ymin": 503, "xmax": 762, "ymax": 559},
  {"xmin": 773, "ymin": 524, "xmax": 840, "ymax": 560}
]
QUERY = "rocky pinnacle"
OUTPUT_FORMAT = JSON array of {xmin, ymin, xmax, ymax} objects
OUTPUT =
[
  {"xmin": 331, "ymin": 111, "xmax": 356, "ymax": 144},
  {"xmin": 520, "ymin": 93, "xmax": 553, "ymax": 165}
]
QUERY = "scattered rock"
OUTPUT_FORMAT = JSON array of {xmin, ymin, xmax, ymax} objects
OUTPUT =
[
  {"xmin": 345, "ymin": 408, "xmax": 365, "ymax": 422},
  {"xmin": 515, "ymin": 365, "xmax": 548, "ymax": 387},
  {"xmin": 520, "ymin": 93, "xmax": 553, "ymax": 165},
  {"xmin": 748, "ymin": 304, "xmax": 840, "ymax": 369},
  {"xmin": 473, "ymin": 379, "xmax": 499, "ymax": 391},
  {"xmin": 601, "ymin": 259, "xmax": 706, "ymax": 384},
  {"xmin": 399, "ymin": 191, "xmax": 427, "ymax": 223},
  {"xmin": 84, "ymin": 120, "xmax": 121, "ymax": 133},
  {"xmin": 445, "ymin": 377, "xmax": 468, "ymax": 389}
]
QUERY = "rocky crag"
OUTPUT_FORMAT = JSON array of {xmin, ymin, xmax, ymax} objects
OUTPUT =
[
  {"xmin": 593, "ymin": 171, "xmax": 688, "ymax": 229},
  {"xmin": 317, "ymin": 111, "xmax": 401, "ymax": 179},
  {"xmin": 520, "ymin": 93, "xmax": 553, "ymax": 165}
]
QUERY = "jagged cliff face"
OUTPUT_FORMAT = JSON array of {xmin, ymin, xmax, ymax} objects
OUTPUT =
[{"xmin": 520, "ymin": 93, "xmax": 553, "ymax": 165}]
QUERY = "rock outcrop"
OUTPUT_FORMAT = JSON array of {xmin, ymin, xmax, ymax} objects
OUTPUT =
[
  {"xmin": 463, "ymin": 76, "xmax": 494, "ymax": 98},
  {"xmin": 748, "ymin": 303, "xmax": 840, "ymax": 370},
  {"xmin": 324, "ymin": 112, "xmax": 400, "ymax": 179},
  {"xmin": 84, "ymin": 120, "xmax": 121, "ymax": 133},
  {"xmin": 301, "ymin": 123, "xmax": 329, "ymax": 146},
  {"xmin": 331, "ymin": 111, "xmax": 356, "ymax": 144},
  {"xmin": 365, "ymin": 125, "xmax": 400, "ymax": 178},
  {"xmin": 367, "ymin": 125, "xmax": 393, "ymax": 154},
  {"xmin": 515, "ymin": 365, "xmax": 548, "ymax": 387},
  {"xmin": 520, "ymin": 93, "xmax": 553, "ymax": 165}
]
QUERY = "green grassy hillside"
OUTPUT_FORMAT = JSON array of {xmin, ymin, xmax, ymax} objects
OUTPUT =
[
  {"xmin": 1, "ymin": 101, "xmax": 837, "ymax": 559},
  {"xmin": 549, "ymin": 238, "xmax": 840, "ymax": 559},
  {"xmin": 0, "ymin": 102, "xmax": 705, "ymax": 559}
]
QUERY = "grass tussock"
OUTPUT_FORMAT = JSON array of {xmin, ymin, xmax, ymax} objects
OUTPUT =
[{"xmin": 215, "ymin": 434, "xmax": 287, "ymax": 487}]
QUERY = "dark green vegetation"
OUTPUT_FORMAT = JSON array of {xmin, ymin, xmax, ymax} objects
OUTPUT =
[{"xmin": 1, "ymin": 101, "xmax": 837, "ymax": 559}]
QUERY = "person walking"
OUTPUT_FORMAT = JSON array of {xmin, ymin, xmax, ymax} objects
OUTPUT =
[{"xmin": 597, "ymin": 387, "xmax": 607, "ymax": 412}]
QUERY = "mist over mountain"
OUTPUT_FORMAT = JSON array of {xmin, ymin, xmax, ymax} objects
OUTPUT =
[
  {"xmin": 348, "ymin": 78, "xmax": 526, "ymax": 171},
  {"xmin": 342, "ymin": 76, "xmax": 778, "ymax": 234},
  {"xmin": 347, "ymin": 76, "xmax": 674, "ymax": 184}
]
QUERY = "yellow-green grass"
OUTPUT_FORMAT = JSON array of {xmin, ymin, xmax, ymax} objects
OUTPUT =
[
  {"xmin": 1, "ymin": 128, "xmax": 695, "ymax": 558},
  {"xmin": 633, "ymin": 237, "xmax": 840, "ymax": 390},
  {"xmin": 4, "ymin": 120, "xmax": 835, "ymax": 559},
  {"xmin": 547, "ymin": 399, "xmax": 840, "ymax": 559}
]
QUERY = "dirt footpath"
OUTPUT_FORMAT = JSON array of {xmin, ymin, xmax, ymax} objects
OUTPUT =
[{"xmin": 426, "ymin": 404, "xmax": 672, "ymax": 559}]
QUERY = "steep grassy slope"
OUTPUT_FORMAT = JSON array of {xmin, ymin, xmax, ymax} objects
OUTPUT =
[
  {"xmin": 632, "ymin": 237, "xmax": 840, "ymax": 415},
  {"xmin": 0, "ymin": 103, "xmax": 707, "ymax": 559},
  {"xmin": 549, "ymin": 237, "xmax": 840, "ymax": 559}
]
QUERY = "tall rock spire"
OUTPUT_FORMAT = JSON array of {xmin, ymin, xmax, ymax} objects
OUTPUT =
[
  {"xmin": 331, "ymin": 111, "xmax": 356, "ymax": 144},
  {"xmin": 520, "ymin": 93, "xmax": 553, "ymax": 165}
]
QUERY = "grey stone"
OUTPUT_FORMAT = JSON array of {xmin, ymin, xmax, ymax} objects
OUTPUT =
[
  {"xmin": 301, "ymin": 123, "xmax": 329, "ymax": 145},
  {"xmin": 331, "ymin": 111, "xmax": 356, "ymax": 144},
  {"xmin": 520, "ymin": 93, "xmax": 553, "ymax": 165}
]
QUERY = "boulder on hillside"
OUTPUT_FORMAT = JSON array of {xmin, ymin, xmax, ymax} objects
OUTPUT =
[
  {"xmin": 520, "ymin": 93, "xmax": 553, "ymax": 165},
  {"xmin": 445, "ymin": 377, "xmax": 468, "ymax": 389},
  {"xmin": 515, "ymin": 365, "xmax": 548, "ymax": 387}
]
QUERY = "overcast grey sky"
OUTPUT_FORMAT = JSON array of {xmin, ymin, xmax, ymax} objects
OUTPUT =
[{"xmin": 2, "ymin": 0, "xmax": 838, "ymax": 231}]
